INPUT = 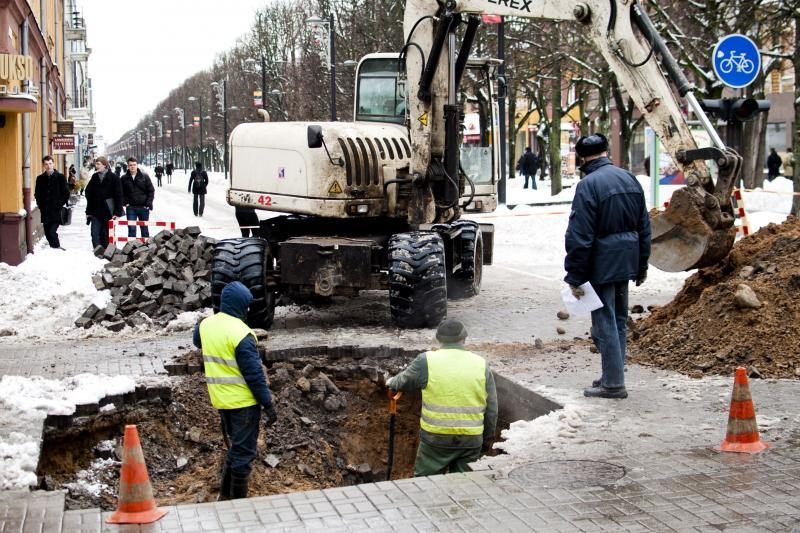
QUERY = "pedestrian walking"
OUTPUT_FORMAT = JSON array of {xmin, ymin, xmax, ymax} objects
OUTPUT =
[
  {"xmin": 84, "ymin": 156, "xmax": 123, "ymax": 249},
  {"xmin": 114, "ymin": 161, "xmax": 124, "ymax": 177},
  {"xmin": 77, "ymin": 165, "xmax": 90, "ymax": 196},
  {"xmin": 34, "ymin": 155, "xmax": 70, "ymax": 249},
  {"xmin": 516, "ymin": 146, "xmax": 540, "ymax": 190},
  {"xmin": 193, "ymin": 281, "xmax": 278, "ymax": 500},
  {"xmin": 386, "ymin": 319, "xmax": 497, "ymax": 477},
  {"xmin": 767, "ymin": 148, "xmax": 782, "ymax": 182},
  {"xmin": 165, "ymin": 162, "xmax": 174, "ymax": 184},
  {"xmin": 188, "ymin": 161, "xmax": 209, "ymax": 217},
  {"xmin": 154, "ymin": 164, "xmax": 164, "ymax": 187},
  {"xmin": 565, "ymin": 134, "xmax": 651, "ymax": 399},
  {"xmin": 121, "ymin": 157, "xmax": 155, "ymax": 239},
  {"xmin": 235, "ymin": 206, "xmax": 259, "ymax": 237},
  {"xmin": 67, "ymin": 164, "xmax": 78, "ymax": 194}
]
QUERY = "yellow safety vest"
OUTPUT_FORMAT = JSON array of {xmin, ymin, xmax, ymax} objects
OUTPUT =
[
  {"xmin": 420, "ymin": 348, "xmax": 487, "ymax": 436},
  {"xmin": 200, "ymin": 312, "xmax": 258, "ymax": 410}
]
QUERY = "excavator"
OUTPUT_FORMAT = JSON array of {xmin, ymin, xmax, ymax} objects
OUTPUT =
[{"xmin": 213, "ymin": 0, "xmax": 741, "ymax": 329}]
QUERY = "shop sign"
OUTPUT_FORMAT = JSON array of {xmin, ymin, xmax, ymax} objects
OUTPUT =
[
  {"xmin": 0, "ymin": 53, "xmax": 39, "ymax": 97},
  {"xmin": 56, "ymin": 121, "xmax": 74, "ymax": 135},
  {"xmin": 52, "ymin": 134, "xmax": 76, "ymax": 154}
]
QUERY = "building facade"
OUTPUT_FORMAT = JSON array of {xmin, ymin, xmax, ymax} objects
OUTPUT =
[{"xmin": 0, "ymin": 0, "xmax": 93, "ymax": 265}]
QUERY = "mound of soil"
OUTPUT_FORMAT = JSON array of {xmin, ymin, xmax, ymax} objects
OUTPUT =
[
  {"xmin": 629, "ymin": 217, "xmax": 800, "ymax": 379},
  {"xmin": 40, "ymin": 355, "xmax": 422, "ymax": 510}
]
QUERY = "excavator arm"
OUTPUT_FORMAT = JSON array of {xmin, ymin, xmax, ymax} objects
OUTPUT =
[{"xmin": 402, "ymin": 0, "xmax": 741, "ymax": 272}]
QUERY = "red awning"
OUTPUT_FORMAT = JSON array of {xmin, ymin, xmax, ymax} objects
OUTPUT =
[{"xmin": 0, "ymin": 95, "xmax": 37, "ymax": 113}]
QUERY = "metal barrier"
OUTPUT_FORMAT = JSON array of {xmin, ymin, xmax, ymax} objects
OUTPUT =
[{"xmin": 108, "ymin": 219, "xmax": 177, "ymax": 244}]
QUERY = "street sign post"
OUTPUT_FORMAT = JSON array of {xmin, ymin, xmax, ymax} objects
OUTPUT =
[{"xmin": 712, "ymin": 34, "xmax": 761, "ymax": 89}]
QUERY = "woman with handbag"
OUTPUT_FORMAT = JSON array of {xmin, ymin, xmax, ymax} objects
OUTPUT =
[
  {"xmin": 34, "ymin": 155, "xmax": 70, "ymax": 249},
  {"xmin": 85, "ymin": 156, "xmax": 124, "ymax": 249}
]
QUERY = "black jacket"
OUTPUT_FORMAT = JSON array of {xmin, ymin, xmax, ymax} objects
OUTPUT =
[
  {"xmin": 154, "ymin": 166, "xmax": 164, "ymax": 177},
  {"xmin": 564, "ymin": 157, "xmax": 651, "ymax": 286},
  {"xmin": 517, "ymin": 151, "xmax": 540, "ymax": 175},
  {"xmin": 121, "ymin": 169, "xmax": 155, "ymax": 208},
  {"xmin": 165, "ymin": 163, "xmax": 174, "ymax": 174},
  {"xmin": 34, "ymin": 171, "xmax": 70, "ymax": 223},
  {"xmin": 188, "ymin": 169, "xmax": 209, "ymax": 194},
  {"xmin": 767, "ymin": 152, "xmax": 782, "ymax": 174},
  {"xmin": 85, "ymin": 171, "xmax": 124, "ymax": 220}
]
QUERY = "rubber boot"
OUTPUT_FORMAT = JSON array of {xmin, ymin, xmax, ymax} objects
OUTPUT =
[
  {"xmin": 230, "ymin": 472, "xmax": 249, "ymax": 499},
  {"xmin": 217, "ymin": 465, "xmax": 232, "ymax": 501}
]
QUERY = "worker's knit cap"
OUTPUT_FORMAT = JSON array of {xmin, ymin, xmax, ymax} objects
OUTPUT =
[{"xmin": 436, "ymin": 319, "xmax": 468, "ymax": 344}]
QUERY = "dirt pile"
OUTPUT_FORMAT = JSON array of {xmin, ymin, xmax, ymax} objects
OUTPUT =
[
  {"xmin": 629, "ymin": 217, "xmax": 800, "ymax": 379},
  {"xmin": 75, "ymin": 227, "xmax": 215, "ymax": 331},
  {"xmin": 40, "ymin": 354, "xmax": 422, "ymax": 510}
]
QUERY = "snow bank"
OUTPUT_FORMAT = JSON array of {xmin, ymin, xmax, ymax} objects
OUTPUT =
[
  {"xmin": 0, "ymin": 241, "xmax": 109, "ymax": 339},
  {"xmin": 0, "ymin": 373, "xmax": 137, "ymax": 490},
  {"xmin": 0, "ymin": 373, "xmax": 136, "ymax": 416}
]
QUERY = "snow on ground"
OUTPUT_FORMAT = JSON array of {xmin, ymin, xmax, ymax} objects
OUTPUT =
[
  {"xmin": 0, "ymin": 373, "xmax": 137, "ymax": 489},
  {"xmin": 0, "ymin": 167, "xmax": 792, "ymax": 343}
]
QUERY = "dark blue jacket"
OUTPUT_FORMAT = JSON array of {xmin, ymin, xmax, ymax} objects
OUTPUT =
[
  {"xmin": 564, "ymin": 157, "xmax": 651, "ymax": 286},
  {"xmin": 193, "ymin": 282, "xmax": 273, "ymax": 408}
]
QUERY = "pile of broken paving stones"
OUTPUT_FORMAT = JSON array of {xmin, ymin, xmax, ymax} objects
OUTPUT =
[{"xmin": 75, "ymin": 227, "xmax": 217, "ymax": 331}]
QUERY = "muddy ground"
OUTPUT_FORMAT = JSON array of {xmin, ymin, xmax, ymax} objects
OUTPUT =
[
  {"xmin": 39, "ymin": 354, "xmax": 425, "ymax": 510},
  {"xmin": 629, "ymin": 217, "xmax": 800, "ymax": 379}
]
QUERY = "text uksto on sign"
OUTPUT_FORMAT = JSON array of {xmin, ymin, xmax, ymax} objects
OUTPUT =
[{"xmin": 0, "ymin": 53, "xmax": 35, "ymax": 81}]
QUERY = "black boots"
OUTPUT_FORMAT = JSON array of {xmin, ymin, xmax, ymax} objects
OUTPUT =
[
  {"xmin": 583, "ymin": 386, "xmax": 628, "ymax": 399},
  {"xmin": 217, "ymin": 466, "xmax": 232, "ymax": 501},
  {"xmin": 231, "ymin": 472, "xmax": 249, "ymax": 499}
]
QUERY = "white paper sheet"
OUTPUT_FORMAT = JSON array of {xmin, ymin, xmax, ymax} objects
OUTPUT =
[{"xmin": 560, "ymin": 281, "xmax": 603, "ymax": 315}]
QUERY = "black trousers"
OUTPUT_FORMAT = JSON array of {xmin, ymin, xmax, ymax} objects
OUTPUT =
[
  {"xmin": 44, "ymin": 221, "xmax": 61, "ymax": 248},
  {"xmin": 193, "ymin": 193, "xmax": 206, "ymax": 216}
]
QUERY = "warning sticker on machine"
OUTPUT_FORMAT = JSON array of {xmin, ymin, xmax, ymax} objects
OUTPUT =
[
  {"xmin": 328, "ymin": 181, "xmax": 343, "ymax": 194},
  {"xmin": 418, "ymin": 112, "xmax": 429, "ymax": 127}
]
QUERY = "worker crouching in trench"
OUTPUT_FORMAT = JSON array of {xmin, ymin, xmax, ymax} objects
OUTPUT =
[{"xmin": 387, "ymin": 320, "xmax": 498, "ymax": 476}]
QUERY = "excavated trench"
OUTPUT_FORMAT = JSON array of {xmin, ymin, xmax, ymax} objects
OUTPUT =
[{"xmin": 36, "ymin": 345, "xmax": 561, "ymax": 511}]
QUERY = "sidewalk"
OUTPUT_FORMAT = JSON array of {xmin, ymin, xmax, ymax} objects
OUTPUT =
[{"xmin": 2, "ymin": 442, "xmax": 798, "ymax": 532}]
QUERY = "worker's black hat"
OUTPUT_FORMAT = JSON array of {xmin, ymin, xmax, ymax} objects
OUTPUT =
[
  {"xmin": 575, "ymin": 133, "xmax": 609, "ymax": 157},
  {"xmin": 436, "ymin": 319, "xmax": 468, "ymax": 344}
]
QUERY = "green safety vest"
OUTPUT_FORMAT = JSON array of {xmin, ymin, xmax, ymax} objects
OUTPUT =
[
  {"xmin": 200, "ymin": 312, "xmax": 258, "ymax": 410},
  {"xmin": 420, "ymin": 348, "xmax": 487, "ymax": 436}
]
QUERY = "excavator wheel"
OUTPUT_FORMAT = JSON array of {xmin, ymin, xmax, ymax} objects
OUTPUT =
[
  {"xmin": 388, "ymin": 232, "xmax": 447, "ymax": 328},
  {"xmin": 447, "ymin": 220, "xmax": 483, "ymax": 299},
  {"xmin": 211, "ymin": 238, "xmax": 276, "ymax": 329}
]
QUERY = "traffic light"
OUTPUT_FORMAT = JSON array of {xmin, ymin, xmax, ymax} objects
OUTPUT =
[{"xmin": 700, "ymin": 98, "xmax": 770, "ymax": 122}]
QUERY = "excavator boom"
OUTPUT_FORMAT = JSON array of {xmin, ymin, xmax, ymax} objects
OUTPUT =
[{"xmin": 403, "ymin": 0, "xmax": 740, "ymax": 271}]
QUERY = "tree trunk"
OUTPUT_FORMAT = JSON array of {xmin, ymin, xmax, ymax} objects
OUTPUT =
[
  {"xmin": 550, "ymin": 54, "xmax": 563, "ymax": 195},
  {"xmin": 742, "ymin": 113, "xmax": 768, "ymax": 189},
  {"xmin": 793, "ymin": 15, "xmax": 800, "ymax": 216},
  {"xmin": 507, "ymin": 84, "xmax": 517, "ymax": 185}
]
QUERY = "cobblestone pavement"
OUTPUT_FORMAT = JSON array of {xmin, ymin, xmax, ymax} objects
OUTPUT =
[{"xmin": 37, "ymin": 444, "xmax": 800, "ymax": 532}]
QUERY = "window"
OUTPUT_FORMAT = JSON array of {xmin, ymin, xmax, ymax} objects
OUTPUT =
[{"xmin": 355, "ymin": 58, "xmax": 405, "ymax": 124}]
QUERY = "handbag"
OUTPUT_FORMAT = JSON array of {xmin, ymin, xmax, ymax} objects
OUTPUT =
[{"xmin": 60, "ymin": 205, "xmax": 73, "ymax": 226}]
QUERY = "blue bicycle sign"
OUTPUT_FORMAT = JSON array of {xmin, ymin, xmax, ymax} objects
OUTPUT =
[{"xmin": 713, "ymin": 34, "xmax": 761, "ymax": 88}]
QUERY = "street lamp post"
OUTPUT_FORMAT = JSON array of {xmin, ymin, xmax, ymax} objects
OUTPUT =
[
  {"xmin": 211, "ymin": 80, "xmax": 229, "ymax": 180},
  {"xmin": 162, "ymin": 115, "xmax": 170, "ymax": 167},
  {"xmin": 188, "ymin": 96, "xmax": 204, "ymax": 168},
  {"xmin": 174, "ymin": 107, "xmax": 186, "ymax": 171},
  {"xmin": 306, "ymin": 14, "xmax": 336, "ymax": 121}
]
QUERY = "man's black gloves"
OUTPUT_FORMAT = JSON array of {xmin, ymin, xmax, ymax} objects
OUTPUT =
[
  {"xmin": 635, "ymin": 271, "xmax": 647, "ymax": 287},
  {"xmin": 263, "ymin": 403, "xmax": 278, "ymax": 427}
]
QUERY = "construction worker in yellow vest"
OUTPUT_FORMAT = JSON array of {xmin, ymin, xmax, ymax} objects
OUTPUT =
[
  {"xmin": 193, "ymin": 281, "xmax": 278, "ymax": 500},
  {"xmin": 386, "ymin": 319, "xmax": 498, "ymax": 476}
]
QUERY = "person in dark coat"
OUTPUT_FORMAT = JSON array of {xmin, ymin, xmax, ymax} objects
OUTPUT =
[
  {"xmin": 767, "ymin": 148, "xmax": 782, "ymax": 182},
  {"xmin": 154, "ymin": 164, "xmax": 164, "ymax": 187},
  {"xmin": 564, "ymin": 134, "xmax": 651, "ymax": 399},
  {"xmin": 165, "ymin": 162, "xmax": 174, "ymax": 184},
  {"xmin": 34, "ymin": 155, "xmax": 70, "ymax": 249},
  {"xmin": 114, "ymin": 162, "xmax": 123, "ymax": 177},
  {"xmin": 188, "ymin": 161, "xmax": 209, "ymax": 217},
  {"xmin": 235, "ymin": 206, "xmax": 259, "ymax": 237},
  {"xmin": 121, "ymin": 157, "xmax": 155, "ymax": 238},
  {"xmin": 84, "ymin": 156, "xmax": 124, "ymax": 249},
  {"xmin": 516, "ymin": 147, "xmax": 540, "ymax": 190}
]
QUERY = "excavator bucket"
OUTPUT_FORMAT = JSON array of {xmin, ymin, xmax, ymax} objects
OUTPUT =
[{"xmin": 649, "ymin": 187, "xmax": 737, "ymax": 272}]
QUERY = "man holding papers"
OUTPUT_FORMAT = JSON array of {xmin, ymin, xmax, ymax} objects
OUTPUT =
[{"xmin": 564, "ymin": 134, "xmax": 651, "ymax": 399}]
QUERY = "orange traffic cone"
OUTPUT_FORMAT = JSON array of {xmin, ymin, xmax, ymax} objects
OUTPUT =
[
  {"xmin": 718, "ymin": 367, "xmax": 769, "ymax": 454},
  {"xmin": 106, "ymin": 425, "xmax": 168, "ymax": 524}
]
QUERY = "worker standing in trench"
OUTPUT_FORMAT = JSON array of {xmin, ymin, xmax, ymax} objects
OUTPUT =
[
  {"xmin": 193, "ymin": 281, "xmax": 278, "ymax": 499},
  {"xmin": 386, "ymin": 320, "xmax": 498, "ymax": 476}
]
